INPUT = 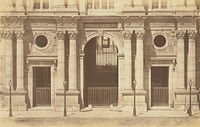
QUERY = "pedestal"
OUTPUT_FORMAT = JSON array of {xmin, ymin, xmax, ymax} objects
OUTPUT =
[
  {"xmin": 121, "ymin": 90, "xmax": 147, "ymax": 113},
  {"xmin": 3, "ymin": 90, "xmax": 27, "ymax": 111},
  {"xmin": 55, "ymin": 90, "xmax": 80, "ymax": 111}
]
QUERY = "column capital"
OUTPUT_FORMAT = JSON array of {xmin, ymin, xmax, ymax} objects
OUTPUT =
[
  {"xmin": 15, "ymin": 31, "xmax": 24, "ymax": 39},
  {"xmin": 1, "ymin": 31, "xmax": 13, "ymax": 40},
  {"xmin": 135, "ymin": 30, "xmax": 144, "ymax": 39},
  {"xmin": 68, "ymin": 30, "xmax": 77, "ymax": 40},
  {"xmin": 123, "ymin": 30, "xmax": 132, "ymax": 40},
  {"xmin": 57, "ymin": 31, "xmax": 66, "ymax": 40},
  {"xmin": 187, "ymin": 30, "xmax": 197, "ymax": 39},
  {"xmin": 176, "ymin": 30, "xmax": 186, "ymax": 39}
]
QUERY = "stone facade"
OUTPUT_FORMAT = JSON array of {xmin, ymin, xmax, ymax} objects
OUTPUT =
[{"xmin": 0, "ymin": 0, "xmax": 199, "ymax": 114}]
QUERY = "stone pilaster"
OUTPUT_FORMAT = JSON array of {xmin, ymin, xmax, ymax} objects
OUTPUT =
[
  {"xmin": 187, "ymin": 30, "xmax": 197, "ymax": 88},
  {"xmin": 68, "ymin": 30, "xmax": 78, "ymax": 91},
  {"xmin": 1, "ymin": 31, "xmax": 13, "ymax": 89},
  {"xmin": 56, "ymin": 31, "xmax": 66, "ymax": 90},
  {"xmin": 123, "ymin": 30, "xmax": 132, "ymax": 90},
  {"xmin": 16, "ymin": 31, "xmax": 24, "ymax": 91},
  {"xmin": 15, "ymin": 0, "xmax": 24, "ymax": 11},
  {"xmin": 176, "ymin": 31, "xmax": 186, "ymax": 89},
  {"xmin": 135, "ymin": 30, "xmax": 145, "ymax": 90}
]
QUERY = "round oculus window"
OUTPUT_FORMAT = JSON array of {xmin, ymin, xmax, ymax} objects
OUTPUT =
[
  {"xmin": 35, "ymin": 35, "xmax": 48, "ymax": 48},
  {"xmin": 154, "ymin": 35, "xmax": 166, "ymax": 48}
]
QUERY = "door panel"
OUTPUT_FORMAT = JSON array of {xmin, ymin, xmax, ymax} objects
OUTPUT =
[
  {"xmin": 33, "ymin": 67, "xmax": 51, "ymax": 106},
  {"xmin": 151, "ymin": 67, "xmax": 169, "ymax": 106}
]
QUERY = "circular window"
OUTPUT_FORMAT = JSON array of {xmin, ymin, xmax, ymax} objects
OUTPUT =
[
  {"xmin": 35, "ymin": 35, "xmax": 48, "ymax": 48},
  {"xmin": 154, "ymin": 35, "xmax": 166, "ymax": 48}
]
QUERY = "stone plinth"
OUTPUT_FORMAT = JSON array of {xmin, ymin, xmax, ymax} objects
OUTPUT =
[
  {"xmin": 3, "ymin": 90, "xmax": 27, "ymax": 111},
  {"xmin": 121, "ymin": 90, "xmax": 147, "ymax": 113},
  {"xmin": 174, "ymin": 88, "xmax": 199, "ymax": 113},
  {"xmin": 55, "ymin": 90, "xmax": 80, "ymax": 111}
]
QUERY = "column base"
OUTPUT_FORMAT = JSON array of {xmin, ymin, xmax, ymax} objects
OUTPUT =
[
  {"xmin": 3, "ymin": 90, "xmax": 27, "ymax": 111},
  {"xmin": 55, "ymin": 90, "xmax": 80, "ymax": 112},
  {"xmin": 174, "ymin": 88, "xmax": 199, "ymax": 115},
  {"xmin": 121, "ymin": 89, "xmax": 147, "ymax": 113}
]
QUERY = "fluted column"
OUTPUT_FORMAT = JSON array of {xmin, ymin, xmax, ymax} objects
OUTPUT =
[
  {"xmin": 134, "ymin": 0, "xmax": 144, "ymax": 10},
  {"xmin": 187, "ymin": 0, "xmax": 196, "ymax": 9},
  {"xmin": 6, "ymin": 0, "xmax": 14, "ymax": 11},
  {"xmin": 1, "ymin": 31, "xmax": 13, "ymax": 89},
  {"xmin": 124, "ymin": 0, "xmax": 133, "ymax": 9},
  {"xmin": 135, "ymin": 31, "xmax": 144, "ymax": 90},
  {"xmin": 68, "ymin": 31, "xmax": 77, "ymax": 90},
  {"xmin": 187, "ymin": 30, "xmax": 197, "ymax": 88},
  {"xmin": 68, "ymin": 0, "xmax": 77, "ymax": 9},
  {"xmin": 56, "ymin": 31, "xmax": 66, "ymax": 90},
  {"xmin": 123, "ymin": 31, "xmax": 132, "ymax": 90},
  {"xmin": 176, "ymin": 31, "xmax": 186, "ymax": 88},
  {"xmin": 56, "ymin": 0, "xmax": 65, "ymax": 9},
  {"xmin": 16, "ymin": 31, "xmax": 24, "ymax": 91},
  {"xmin": 15, "ymin": 0, "xmax": 24, "ymax": 11}
]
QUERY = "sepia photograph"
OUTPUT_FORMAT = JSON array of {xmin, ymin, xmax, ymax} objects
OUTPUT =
[{"xmin": 0, "ymin": 0, "xmax": 200, "ymax": 127}]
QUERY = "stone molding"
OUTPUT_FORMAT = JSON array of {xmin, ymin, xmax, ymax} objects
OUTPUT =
[
  {"xmin": 57, "ymin": 31, "xmax": 66, "ymax": 40},
  {"xmin": 123, "ymin": 30, "xmax": 132, "ymax": 40},
  {"xmin": 176, "ymin": 30, "xmax": 186, "ymax": 39},
  {"xmin": 0, "ymin": 31, "xmax": 13, "ymax": 40},
  {"xmin": 15, "ymin": 31, "xmax": 24, "ymax": 39},
  {"xmin": 68, "ymin": 31, "xmax": 77, "ymax": 40},
  {"xmin": 187, "ymin": 30, "xmax": 197, "ymax": 39},
  {"xmin": 135, "ymin": 30, "xmax": 144, "ymax": 39}
]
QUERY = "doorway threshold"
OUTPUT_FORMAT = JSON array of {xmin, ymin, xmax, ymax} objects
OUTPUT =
[
  {"xmin": 29, "ymin": 106, "xmax": 54, "ymax": 111},
  {"xmin": 150, "ymin": 106, "xmax": 174, "ymax": 110}
]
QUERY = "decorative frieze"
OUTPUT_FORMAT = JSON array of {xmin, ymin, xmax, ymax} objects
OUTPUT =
[
  {"xmin": 15, "ymin": 31, "xmax": 24, "ymax": 39},
  {"xmin": 135, "ymin": 30, "xmax": 144, "ymax": 39},
  {"xmin": 187, "ymin": 30, "xmax": 197, "ymax": 39},
  {"xmin": 176, "ymin": 30, "xmax": 186, "ymax": 39},
  {"xmin": 68, "ymin": 31, "xmax": 77, "ymax": 40},
  {"xmin": 123, "ymin": 30, "xmax": 132, "ymax": 40},
  {"xmin": 57, "ymin": 31, "xmax": 66, "ymax": 40},
  {"xmin": 1, "ymin": 31, "xmax": 13, "ymax": 40}
]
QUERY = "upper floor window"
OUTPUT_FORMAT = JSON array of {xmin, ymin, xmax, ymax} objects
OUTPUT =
[
  {"xmin": 34, "ymin": 0, "xmax": 49, "ymax": 9},
  {"xmin": 87, "ymin": 0, "xmax": 114, "ymax": 10},
  {"xmin": 152, "ymin": 0, "xmax": 167, "ymax": 9}
]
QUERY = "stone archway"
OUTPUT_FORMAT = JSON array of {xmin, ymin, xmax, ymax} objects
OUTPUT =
[{"xmin": 80, "ymin": 32, "xmax": 124, "ymax": 108}]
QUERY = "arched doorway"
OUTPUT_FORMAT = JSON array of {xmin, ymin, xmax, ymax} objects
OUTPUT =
[{"xmin": 84, "ymin": 36, "xmax": 118, "ymax": 107}]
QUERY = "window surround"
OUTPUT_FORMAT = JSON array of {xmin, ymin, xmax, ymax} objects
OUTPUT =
[
  {"xmin": 151, "ymin": 0, "xmax": 168, "ymax": 10},
  {"xmin": 33, "ymin": 0, "xmax": 50, "ymax": 10},
  {"xmin": 87, "ymin": 0, "xmax": 115, "ymax": 10}
]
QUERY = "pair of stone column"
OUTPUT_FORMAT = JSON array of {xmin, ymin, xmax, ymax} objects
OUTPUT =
[
  {"xmin": 56, "ymin": 31, "xmax": 78, "ymax": 91},
  {"xmin": 0, "ymin": 31, "xmax": 24, "ymax": 91},
  {"xmin": 123, "ymin": 30, "xmax": 145, "ymax": 91}
]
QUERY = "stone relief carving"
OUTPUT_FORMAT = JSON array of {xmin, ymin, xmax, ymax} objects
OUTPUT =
[
  {"xmin": 153, "ymin": 31, "xmax": 176, "ymax": 56},
  {"xmin": 68, "ymin": 30, "xmax": 77, "ymax": 40},
  {"xmin": 135, "ymin": 30, "xmax": 144, "ymax": 39},
  {"xmin": 15, "ymin": 31, "xmax": 24, "ymax": 39},
  {"xmin": 187, "ymin": 30, "xmax": 197, "ymax": 39},
  {"xmin": 29, "ymin": 31, "xmax": 57, "ymax": 55}
]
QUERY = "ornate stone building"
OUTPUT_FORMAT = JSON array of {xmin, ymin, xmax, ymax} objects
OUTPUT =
[{"xmin": 0, "ymin": 0, "xmax": 200, "ymax": 113}]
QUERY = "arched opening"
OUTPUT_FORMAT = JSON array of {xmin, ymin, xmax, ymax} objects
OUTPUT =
[{"xmin": 84, "ymin": 36, "xmax": 118, "ymax": 107}]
